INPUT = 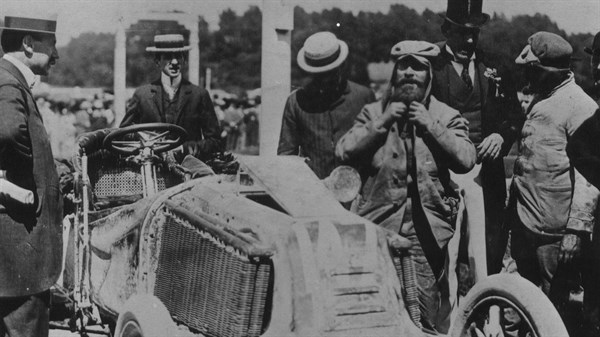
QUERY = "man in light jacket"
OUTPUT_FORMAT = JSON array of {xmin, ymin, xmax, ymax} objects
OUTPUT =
[
  {"xmin": 336, "ymin": 40, "xmax": 476, "ymax": 333},
  {"xmin": 510, "ymin": 32, "xmax": 599, "ymax": 316}
]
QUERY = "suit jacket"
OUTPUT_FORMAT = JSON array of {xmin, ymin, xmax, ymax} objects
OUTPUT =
[
  {"xmin": 120, "ymin": 79, "xmax": 223, "ymax": 159},
  {"xmin": 431, "ymin": 43, "xmax": 524, "ymax": 207},
  {"xmin": 278, "ymin": 80, "xmax": 375, "ymax": 179},
  {"xmin": 0, "ymin": 58, "xmax": 63, "ymax": 296}
]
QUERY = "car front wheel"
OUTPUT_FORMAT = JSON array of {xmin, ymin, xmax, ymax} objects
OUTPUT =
[
  {"xmin": 114, "ymin": 295, "xmax": 176, "ymax": 337},
  {"xmin": 450, "ymin": 273, "xmax": 569, "ymax": 337}
]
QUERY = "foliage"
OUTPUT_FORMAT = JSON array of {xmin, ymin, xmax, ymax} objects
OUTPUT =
[{"xmin": 41, "ymin": 6, "xmax": 596, "ymax": 94}]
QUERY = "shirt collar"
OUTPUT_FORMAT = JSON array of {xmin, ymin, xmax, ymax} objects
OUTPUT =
[
  {"xmin": 161, "ymin": 72, "xmax": 182, "ymax": 91},
  {"xmin": 2, "ymin": 54, "xmax": 38, "ymax": 89},
  {"xmin": 445, "ymin": 45, "xmax": 476, "ymax": 63}
]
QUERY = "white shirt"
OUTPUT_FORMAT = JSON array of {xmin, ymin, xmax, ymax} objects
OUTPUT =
[
  {"xmin": 446, "ymin": 45, "xmax": 475, "ymax": 84},
  {"xmin": 2, "ymin": 54, "xmax": 38, "ymax": 89},
  {"xmin": 161, "ymin": 72, "xmax": 182, "ymax": 100}
]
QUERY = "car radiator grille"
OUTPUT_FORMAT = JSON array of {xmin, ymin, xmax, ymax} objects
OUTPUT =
[{"xmin": 154, "ymin": 208, "xmax": 272, "ymax": 337}]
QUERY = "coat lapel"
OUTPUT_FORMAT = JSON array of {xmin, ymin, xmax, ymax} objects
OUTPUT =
[
  {"xmin": 0, "ymin": 59, "xmax": 39, "ymax": 118},
  {"xmin": 175, "ymin": 81, "xmax": 192, "ymax": 124},
  {"xmin": 150, "ymin": 81, "xmax": 165, "ymax": 122},
  {"xmin": 475, "ymin": 56, "xmax": 489, "ymax": 109},
  {"xmin": 438, "ymin": 46, "xmax": 452, "ymax": 102},
  {"xmin": 0, "ymin": 59, "xmax": 30, "ymax": 93}
]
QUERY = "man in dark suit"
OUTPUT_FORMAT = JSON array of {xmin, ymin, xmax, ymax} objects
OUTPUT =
[
  {"xmin": 120, "ymin": 34, "xmax": 222, "ymax": 160},
  {"xmin": 0, "ymin": 14, "xmax": 63, "ymax": 337},
  {"xmin": 431, "ymin": 0, "xmax": 524, "ymax": 278}
]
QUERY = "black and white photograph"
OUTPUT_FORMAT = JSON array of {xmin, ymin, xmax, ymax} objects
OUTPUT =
[{"xmin": 0, "ymin": 0, "xmax": 599, "ymax": 336}]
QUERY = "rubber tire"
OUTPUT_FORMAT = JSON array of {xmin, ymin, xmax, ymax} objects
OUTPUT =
[
  {"xmin": 114, "ymin": 294, "xmax": 177, "ymax": 337},
  {"xmin": 450, "ymin": 273, "xmax": 569, "ymax": 337}
]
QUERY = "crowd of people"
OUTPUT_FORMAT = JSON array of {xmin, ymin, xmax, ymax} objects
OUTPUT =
[{"xmin": 0, "ymin": 0, "xmax": 600, "ymax": 335}]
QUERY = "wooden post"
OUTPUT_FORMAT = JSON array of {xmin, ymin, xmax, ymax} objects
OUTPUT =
[
  {"xmin": 113, "ymin": 17, "xmax": 127, "ymax": 126},
  {"xmin": 260, "ymin": 0, "xmax": 293, "ymax": 156},
  {"xmin": 188, "ymin": 19, "xmax": 200, "ymax": 86}
]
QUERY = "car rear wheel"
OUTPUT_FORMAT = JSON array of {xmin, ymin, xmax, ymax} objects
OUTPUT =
[
  {"xmin": 114, "ymin": 295, "xmax": 176, "ymax": 337},
  {"xmin": 450, "ymin": 273, "xmax": 568, "ymax": 337}
]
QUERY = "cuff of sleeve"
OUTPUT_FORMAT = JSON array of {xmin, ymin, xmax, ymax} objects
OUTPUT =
[
  {"xmin": 371, "ymin": 118, "xmax": 391, "ymax": 134},
  {"xmin": 566, "ymin": 216, "xmax": 594, "ymax": 233}
]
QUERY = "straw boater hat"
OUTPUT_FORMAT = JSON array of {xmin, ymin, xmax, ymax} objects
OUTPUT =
[
  {"xmin": 146, "ymin": 34, "xmax": 191, "ymax": 53},
  {"xmin": 0, "ymin": 14, "xmax": 57, "ymax": 34},
  {"xmin": 440, "ymin": 0, "xmax": 490, "ymax": 28},
  {"xmin": 296, "ymin": 31, "xmax": 348, "ymax": 73}
]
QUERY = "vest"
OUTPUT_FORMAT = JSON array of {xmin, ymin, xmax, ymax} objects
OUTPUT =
[
  {"xmin": 447, "ymin": 65, "xmax": 483, "ymax": 146},
  {"xmin": 162, "ymin": 88, "xmax": 180, "ymax": 124}
]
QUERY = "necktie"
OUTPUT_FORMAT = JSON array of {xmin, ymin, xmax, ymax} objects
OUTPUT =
[{"xmin": 461, "ymin": 62, "xmax": 473, "ymax": 91}]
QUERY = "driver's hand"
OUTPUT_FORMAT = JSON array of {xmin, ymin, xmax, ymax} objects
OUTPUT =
[{"xmin": 184, "ymin": 141, "xmax": 202, "ymax": 158}]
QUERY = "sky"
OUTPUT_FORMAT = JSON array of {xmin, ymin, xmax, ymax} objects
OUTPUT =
[{"xmin": 3, "ymin": 0, "xmax": 600, "ymax": 46}]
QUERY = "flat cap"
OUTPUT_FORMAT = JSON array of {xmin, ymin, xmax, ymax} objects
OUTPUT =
[{"xmin": 515, "ymin": 31, "xmax": 572, "ymax": 69}]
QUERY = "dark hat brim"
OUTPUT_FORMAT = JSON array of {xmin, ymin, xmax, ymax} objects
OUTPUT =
[
  {"xmin": 440, "ymin": 12, "xmax": 490, "ymax": 28},
  {"xmin": 0, "ymin": 27, "xmax": 56, "ymax": 34},
  {"xmin": 0, "ymin": 16, "xmax": 57, "ymax": 34}
]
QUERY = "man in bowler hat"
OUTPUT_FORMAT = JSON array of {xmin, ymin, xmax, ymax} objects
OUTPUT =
[
  {"xmin": 120, "ymin": 34, "xmax": 222, "ymax": 161},
  {"xmin": 278, "ymin": 31, "xmax": 375, "ymax": 179},
  {"xmin": 431, "ymin": 0, "xmax": 524, "ymax": 280},
  {"xmin": 0, "ymin": 14, "xmax": 63, "ymax": 337}
]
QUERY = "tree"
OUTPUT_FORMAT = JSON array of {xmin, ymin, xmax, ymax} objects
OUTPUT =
[{"xmin": 48, "ymin": 33, "xmax": 115, "ymax": 88}]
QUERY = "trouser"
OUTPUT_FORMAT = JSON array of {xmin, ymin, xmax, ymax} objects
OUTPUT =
[
  {"xmin": 0, "ymin": 290, "xmax": 50, "ymax": 337},
  {"xmin": 510, "ymin": 223, "xmax": 562, "ymax": 296},
  {"xmin": 400, "ymin": 199, "xmax": 451, "ymax": 333},
  {"xmin": 581, "ymin": 214, "xmax": 600, "ymax": 337}
]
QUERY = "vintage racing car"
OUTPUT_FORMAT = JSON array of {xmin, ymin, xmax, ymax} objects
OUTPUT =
[{"xmin": 51, "ymin": 123, "xmax": 569, "ymax": 337}]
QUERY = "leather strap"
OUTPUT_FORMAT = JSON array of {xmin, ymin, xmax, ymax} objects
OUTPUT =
[{"xmin": 405, "ymin": 123, "xmax": 446, "ymax": 281}]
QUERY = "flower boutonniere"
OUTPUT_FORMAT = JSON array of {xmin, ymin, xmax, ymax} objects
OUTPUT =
[{"xmin": 484, "ymin": 67, "xmax": 503, "ymax": 97}]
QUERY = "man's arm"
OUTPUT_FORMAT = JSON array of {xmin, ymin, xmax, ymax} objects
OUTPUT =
[
  {"xmin": 119, "ymin": 92, "xmax": 141, "ymax": 128},
  {"xmin": 186, "ymin": 90, "xmax": 223, "ymax": 157},
  {"xmin": 410, "ymin": 101, "xmax": 476, "ymax": 174},
  {"xmin": 336, "ymin": 104, "xmax": 390, "ymax": 165},
  {"xmin": 478, "ymin": 66, "xmax": 524, "ymax": 161},
  {"xmin": 0, "ymin": 84, "xmax": 31, "ymax": 159},
  {"xmin": 277, "ymin": 95, "xmax": 300, "ymax": 156},
  {"xmin": 560, "ymin": 107, "xmax": 600, "ymax": 263},
  {"xmin": 567, "ymin": 109, "xmax": 600, "ymax": 189},
  {"xmin": 494, "ymin": 68, "xmax": 525, "ymax": 157}
]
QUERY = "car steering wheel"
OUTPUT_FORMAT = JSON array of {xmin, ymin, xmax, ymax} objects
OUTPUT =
[{"xmin": 103, "ymin": 123, "xmax": 187, "ymax": 155}]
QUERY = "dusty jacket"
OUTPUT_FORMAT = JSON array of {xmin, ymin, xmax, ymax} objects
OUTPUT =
[
  {"xmin": 512, "ymin": 73, "xmax": 599, "ymax": 236},
  {"xmin": 336, "ymin": 97, "xmax": 476, "ymax": 247},
  {"xmin": 0, "ymin": 58, "xmax": 63, "ymax": 296}
]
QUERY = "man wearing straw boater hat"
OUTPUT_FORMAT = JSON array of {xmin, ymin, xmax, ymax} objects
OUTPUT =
[
  {"xmin": 278, "ymin": 31, "xmax": 375, "ymax": 179},
  {"xmin": 431, "ymin": 0, "xmax": 524, "ymax": 280},
  {"xmin": 120, "ymin": 34, "xmax": 222, "ymax": 160},
  {"xmin": 0, "ymin": 14, "xmax": 63, "ymax": 337}
]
